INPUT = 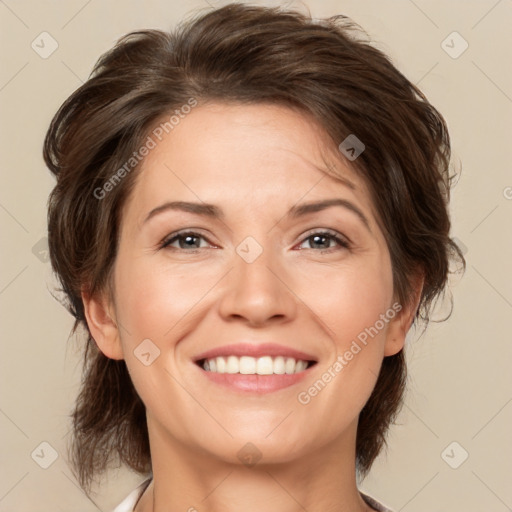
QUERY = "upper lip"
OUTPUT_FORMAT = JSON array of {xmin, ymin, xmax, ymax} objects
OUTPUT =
[{"xmin": 193, "ymin": 343, "xmax": 318, "ymax": 363}]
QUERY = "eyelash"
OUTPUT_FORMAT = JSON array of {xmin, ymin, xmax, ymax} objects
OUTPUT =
[{"xmin": 159, "ymin": 229, "xmax": 351, "ymax": 253}]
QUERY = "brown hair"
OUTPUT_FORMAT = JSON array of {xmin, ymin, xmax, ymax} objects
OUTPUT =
[{"xmin": 44, "ymin": 2, "xmax": 465, "ymax": 494}]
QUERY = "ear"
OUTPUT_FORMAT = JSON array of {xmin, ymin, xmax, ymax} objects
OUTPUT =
[
  {"xmin": 384, "ymin": 271, "xmax": 425, "ymax": 357},
  {"xmin": 81, "ymin": 287, "xmax": 124, "ymax": 360}
]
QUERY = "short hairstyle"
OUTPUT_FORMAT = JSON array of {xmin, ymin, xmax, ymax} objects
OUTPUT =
[{"xmin": 43, "ymin": 3, "xmax": 465, "ymax": 493}]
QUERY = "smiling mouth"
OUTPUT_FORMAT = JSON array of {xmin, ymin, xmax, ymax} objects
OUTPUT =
[{"xmin": 196, "ymin": 355, "xmax": 317, "ymax": 375}]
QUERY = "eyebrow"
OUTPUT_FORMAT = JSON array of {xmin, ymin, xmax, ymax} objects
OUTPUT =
[
  {"xmin": 143, "ymin": 198, "xmax": 371, "ymax": 232},
  {"xmin": 288, "ymin": 198, "xmax": 371, "ymax": 231}
]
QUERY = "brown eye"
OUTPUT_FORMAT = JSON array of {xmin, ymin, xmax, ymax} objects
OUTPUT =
[
  {"xmin": 161, "ymin": 231, "xmax": 210, "ymax": 250},
  {"xmin": 297, "ymin": 230, "xmax": 350, "ymax": 252}
]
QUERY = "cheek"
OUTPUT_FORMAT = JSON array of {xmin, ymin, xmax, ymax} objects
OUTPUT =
[
  {"xmin": 113, "ymin": 254, "xmax": 217, "ymax": 343},
  {"xmin": 299, "ymin": 254, "xmax": 393, "ymax": 407},
  {"xmin": 112, "ymin": 257, "xmax": 209, "ymax": 429},
  {"xmin": 114, "ymin": 240, "xmax": 393, "ymax": 357},
  {"xmin": 306, "ymin": 255, "xmax": 394, "ymax": 346},
  {"xmin": 300, "ymin": 255, "xmax": 394, "ymax": 413}
]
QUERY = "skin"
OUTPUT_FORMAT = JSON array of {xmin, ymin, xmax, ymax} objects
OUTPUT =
[{"xmin": 83, "ymin": 102, "xmax": 422, "ymax": 512}]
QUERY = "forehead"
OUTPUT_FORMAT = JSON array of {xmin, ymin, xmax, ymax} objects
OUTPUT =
[{"xmin": 123, "ymin": 102, "xmax": 377, "ymax": 226}]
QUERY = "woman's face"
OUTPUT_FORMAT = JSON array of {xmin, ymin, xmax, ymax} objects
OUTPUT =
[{"xmin": 87, "ymin": 102, "xmax": 411, "ymax": 466}]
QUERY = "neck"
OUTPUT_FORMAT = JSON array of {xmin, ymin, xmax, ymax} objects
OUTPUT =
[{"xmin": 135, "ymin": 417, "xmax": 374, "ymax": 512}]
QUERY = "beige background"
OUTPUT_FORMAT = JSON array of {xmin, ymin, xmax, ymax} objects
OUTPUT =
[{"xmin": 1, "ymin": 0, "xmax": 511, "ymax": 511}]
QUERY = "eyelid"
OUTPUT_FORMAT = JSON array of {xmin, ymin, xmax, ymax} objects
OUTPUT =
[
  {"xmin": 159, "ymin": 228, "xmax": 216, "ymax": 250},
  {"xmin": 300, "ymin": 227, "xmax": 351, "ymax": 245},
  {"xmin": 295, "ymin": 228, "xmax": 351, "ymax": 251},
  {"xmin": 160, "ymin": 227, "xmax": 351, "ymax": 252}
]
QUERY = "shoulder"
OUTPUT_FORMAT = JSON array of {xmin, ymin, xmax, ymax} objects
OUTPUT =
[
  {"xmin": 110, "ymin": 479, "xmax": 152, "ymax": 512},
  {"xmin": 110, "ymin": 481, "xmax": 391, "ymax": 512},
  {"xmin": 360, "ymin": 491, "xmax": 395, "ymax": 512}
]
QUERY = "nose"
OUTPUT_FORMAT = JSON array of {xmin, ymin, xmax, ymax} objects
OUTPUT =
[{"xmin": 217, "ymin": 241, "xmax": 297, "ymax": 327}]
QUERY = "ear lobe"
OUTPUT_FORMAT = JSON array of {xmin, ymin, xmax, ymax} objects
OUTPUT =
[
  {"xmin": 81, "ymin": 288, "xmax": 124, "ymax": 360},
  {"xmin": 384, "ymin": 271, "xmax": 425, "ymax": 357}
]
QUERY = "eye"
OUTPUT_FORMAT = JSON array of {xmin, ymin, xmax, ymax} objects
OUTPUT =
[
  {"xmin": 295, "ymin": 229, "xmax": 350, "ymax": 252},
  {"xmin": 159, "ymin": 229, "xmax": 350, "ymax": 253},
  {"xmin": 160, "ymin": 231, "xmax": 213, "ymax": 251}
]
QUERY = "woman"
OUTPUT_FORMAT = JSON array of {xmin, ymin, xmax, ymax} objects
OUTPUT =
[{"xmin": 43, "ymin": 4, "xmax": 464, "ymax": 511}]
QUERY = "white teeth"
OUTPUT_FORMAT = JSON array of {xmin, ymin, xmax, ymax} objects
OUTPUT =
[
  {"xmin": 226, "ymin": 355, "xmax": 239, "ymax": 374},
  {"xmin": 201, "ymin": 355, "xmax": 311, "ymax": 375},
  {"xmin": 285, "ymin": 357, "xmax": 296, "ymax": 374},
  {"xmin": 273, "ymin": 356, "xmax": 285, "ymax": 374},
  {"xmin": 239, "ymin": 356, "xmax": 256, "ymax": 374},
  {"xmin": 257, "ymin": 356, "xmax": 274, "ymax": 375},
  {"xmin": 216, "ymin": 356, "xmax": 226, "ymax": 373},
  {"xmin": 295, "ymin": 360, "xmax": 308, "ymax": 372}
]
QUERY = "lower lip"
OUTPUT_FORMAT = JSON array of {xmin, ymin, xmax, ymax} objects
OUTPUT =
[{"xmin": 196, "ymin": 364, "xmax": 315, "ymax": 393}]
